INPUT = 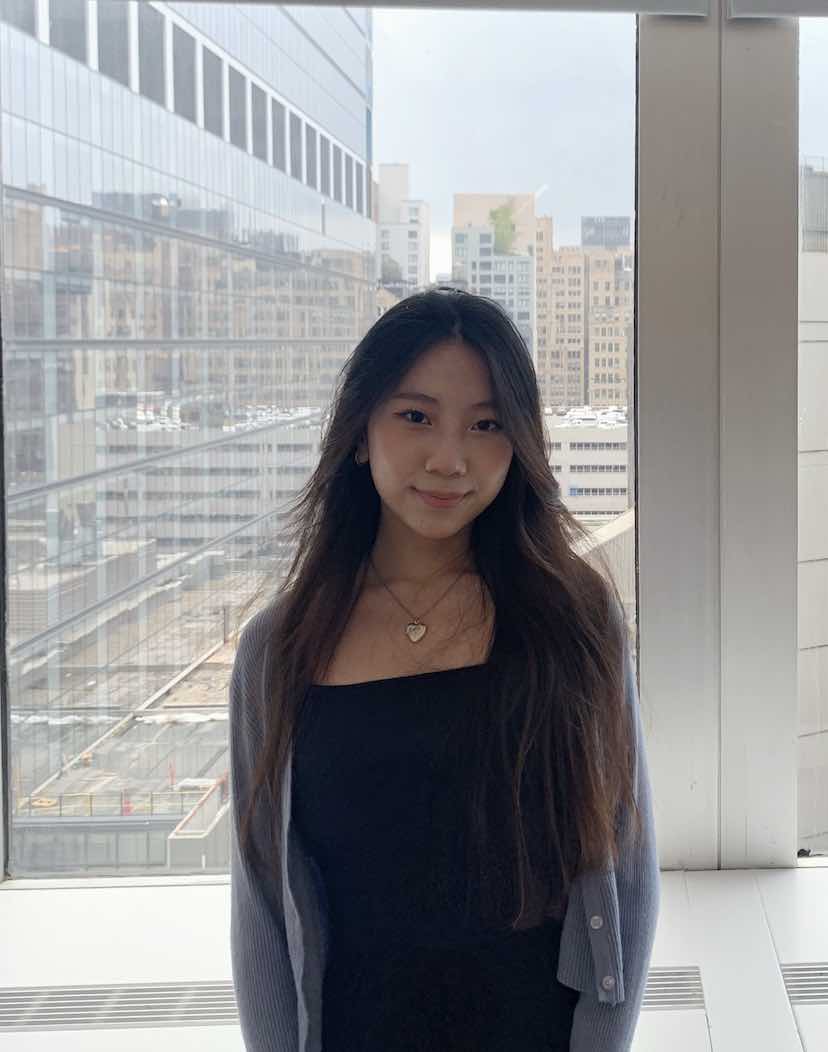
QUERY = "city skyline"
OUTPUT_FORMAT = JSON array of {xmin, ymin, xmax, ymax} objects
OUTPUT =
[{"xmin": 373, "ymin": 8, "xmax": 828, "ymax": 278}]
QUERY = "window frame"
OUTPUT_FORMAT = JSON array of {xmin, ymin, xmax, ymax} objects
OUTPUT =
[{"xmin": 0, "ymin": 0, "xmax": 805, "ymax": 883}]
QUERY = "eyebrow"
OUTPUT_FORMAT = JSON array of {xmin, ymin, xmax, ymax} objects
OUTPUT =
[{"xmin": 389, "ymin": 391, "xmax": 499, "ymax": 411}]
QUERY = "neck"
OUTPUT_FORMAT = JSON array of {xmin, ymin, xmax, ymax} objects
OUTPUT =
[{"xmin": 365, "ymin": 528, "xmax": 475, "ymax": 591}]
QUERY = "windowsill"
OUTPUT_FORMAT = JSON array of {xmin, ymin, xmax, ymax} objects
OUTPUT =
[
  {"xmin": 0, "ymin": 872, "xmax": 232, "ymax": 890},
  {"xmin": 2, "ymin": 868, "xmax": 828, "ymax": 1050},
  {"xmin": 1, "ymin": 856, "xmax": 825, "ymax": 890}
]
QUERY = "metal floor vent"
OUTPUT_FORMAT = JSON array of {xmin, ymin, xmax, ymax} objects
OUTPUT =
[
  {"xmin": 0, "ymin": 981, "xmax": 240, "ymax": 1031},
  {"xmin": 641, "ymin": 966, "xmax": 706, "ymax": 1011},
  {"xmin": 782, "ymin": 962, "xmax": 828, "ymax": 1004},
  {"xmin": 0, "ymin": 969, "xmax": 704, "ymax": 1031}
]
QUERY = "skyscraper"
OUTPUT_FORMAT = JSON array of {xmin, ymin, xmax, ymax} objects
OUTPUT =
[{"xmin": 0, "ymin": 1, "xmax": 375, "ymax": 873}]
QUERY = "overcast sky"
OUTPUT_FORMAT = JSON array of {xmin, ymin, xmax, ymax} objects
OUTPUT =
[{"xmin": 372, "ymin": 10, "xmax": 828, "ymax": 279}]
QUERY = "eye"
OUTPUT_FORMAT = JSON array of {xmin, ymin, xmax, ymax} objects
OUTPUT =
[{"xmin": 396, "ymin": 410, "xmax": 502, "ymax": 432}]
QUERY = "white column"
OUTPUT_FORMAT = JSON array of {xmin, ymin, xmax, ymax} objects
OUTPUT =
[
  {"xmin": 86, "ymin": 0, "xmax": 98, "ymax": 71},
  {"xmin": 245, "ymin": 77, "xmax": 252, "ymax": 154},
  {"xmin": 127, "ymin": 1, "xmax": 139, "ymax": 94},
  {"xmin": 195, "ymin": 38, "xmax": 204, "ymax": 128},
  {"xmin": 36, "ymin": 0, "xmax": 49, "ymax": 44},
  {"xmin": 222, "ymin": 60, "xmax": 229, "ymax": 142},
  {"xmin": 164, "ymin": 11, "xmax": 173, "ymax": 111},
  {"xmin": 266, "ymin": 94, "xmax": 273, "ymax": 166}
]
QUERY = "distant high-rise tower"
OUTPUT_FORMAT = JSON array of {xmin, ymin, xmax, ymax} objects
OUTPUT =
[
  {"xmin": 452, "ymin": 193, "xmax": 536, "ymax": 354},
  {"xmin": 581, "ymin": 216, "xmax": 631, "ymax": 250},
  {"xmin": 377, "ymin": 163, "xmax": 431, "ymax": 294}
]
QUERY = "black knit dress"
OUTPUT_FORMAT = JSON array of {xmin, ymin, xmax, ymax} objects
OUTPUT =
[{"xmin": 292, "ymin": 663, "xmax": 580, "ymax": 1052}]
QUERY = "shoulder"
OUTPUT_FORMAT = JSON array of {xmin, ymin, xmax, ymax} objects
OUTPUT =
[{"xmin": 229, "ymin": 593, "xmax": 287, "ymax": 729}]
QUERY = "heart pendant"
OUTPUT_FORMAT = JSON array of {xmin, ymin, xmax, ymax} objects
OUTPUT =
[{"xmin": 406, "ymin": 622, "xmax": 426, "ymax": 643}]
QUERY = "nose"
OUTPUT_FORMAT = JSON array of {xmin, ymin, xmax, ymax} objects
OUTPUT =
[{"xmin": 424, "ymin": 433, "xmax": 468, "ymax": 477}]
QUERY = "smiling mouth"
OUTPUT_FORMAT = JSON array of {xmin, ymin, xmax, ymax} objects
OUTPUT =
[{"xmin": 413, "ymin": 488, "xmax": 469, "ymax": 505}]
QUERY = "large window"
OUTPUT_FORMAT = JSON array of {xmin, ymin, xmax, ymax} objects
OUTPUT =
[
  {"xmin": 0, "ymin": 0, "xmax": 811, "ymax": 885},
  {"xmin": 138, "ymin": 1, "xmax": 165, "ymax": 106},
  {"xmin": 173, "ymin": 24, "xmax": 196, "ymax": 124},
  {"xmin": 356, "ymin": 160, "xmax": 364, "ymax": 215},
  {"xmin": 333, "ymin": 142, "xmax": 343, "ymax": 202},
  {"xmin": 202, "ymin": 44, "xmax": 223, "ymax": 138},
  {"xmin": 49, "ymin": 0, "xmax": 85, "ymax": 63},
  {"xmin": 1, "ymin": 0, "xmax": 34, "ymax": 36},
  {"xmin": 306, "ymin": 124, "xmax": 318, "ymax": 189},
  {"xmin": 320, "ymin": 134, "xmax": 331, "ymax": 196},
  {"xmin": 290, "ymin": 111, "xmax": 303, "ymax": 180},
  {"xmin": 97, "ymin": 0, "xmax": 129, "ymax": 88},
  {"xmin": 272, "ymin": 98, "xmax": 287, "ymax": 171},
  {"xmin": 251, "ymin": 83, "xmax": 268, "ymax": 162},
  {"xmin": 345, "ymin": 153, "xmax": 354, "ymax": 208},
  {"xmin": 229, "ymin": 66, "xmax": 247, "ymax": 150}
]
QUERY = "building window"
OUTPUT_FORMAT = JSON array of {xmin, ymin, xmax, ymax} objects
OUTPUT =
[
  {"xmin": 0, "ymin": 0, "xmax": 35, "ymax": 35},
  {"xmin": 251, "ymin": 83, "xmax": 267, "ymax": 161},
  {"xmin": 97, "ymin": 1, "xmax": 129, "ymax": 87},
  {"xmin": 333, "ymin": 144, "xmax": 343, "ymax": 203},
  {"xmin": 138, "ymin": 1, "xmax": 165, "ymax": 106},
  {"xmin": 202, "ymin": 45, "xmax": 223, "ymax": 137},
  {"xmin": 290, "ymin": 112, "xmax": 303, "ymax": 180},
  {"xmin": 355, "ymin": 161, "xmax": 364, "ymax": 214},
  {"xmin": 305, "ymin": 125, "xmax": 317, "ymax": 188},
  {"xmin": 320, "ymin": 135, "xmax": 331, "ymax": 196},
  {"xmin": 50, "ymin": 0, "xmax": 86, "ymax": 63},
  {"xmin": 229, "ymin": 67, "xmax": 247, "ymax": 150},
  {"xmin": 272, "ymin": 99, "xmax": 286, "ymax": 171},
  {"xmin": 408, "ymin": 230, "xmax": 418, "ymax": 239},
  {"xmin": 345, "ymin": 155, "xmax": 354, "ymax": 208},
  {"xmin": 173, "ymin": 25, "xmax": 196, "ymax": 124}
]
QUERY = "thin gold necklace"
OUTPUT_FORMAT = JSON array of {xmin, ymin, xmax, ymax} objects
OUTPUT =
[{"xmin": 368, "ymin": 554, "xmax": 467, "ymax": 643}]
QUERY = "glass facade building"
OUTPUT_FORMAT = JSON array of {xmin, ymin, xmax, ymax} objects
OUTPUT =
[{"xmin": 0, "ymin": 1, "xmax": 375, "ymax": 874}]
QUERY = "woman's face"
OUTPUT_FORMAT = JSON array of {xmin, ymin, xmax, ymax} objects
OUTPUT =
[{"xmin": 358, "ymin": 340, "xmax": 514, "ymax": 541}]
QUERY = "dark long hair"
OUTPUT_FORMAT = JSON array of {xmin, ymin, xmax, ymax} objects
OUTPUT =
[{"xmin": 235, "ymin": 287, "xmax": 642, "ymax": 931}]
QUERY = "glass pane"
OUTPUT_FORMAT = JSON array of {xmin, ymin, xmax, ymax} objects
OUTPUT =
[
  {"xmin": 0, "ymin": 4, "xmax": 635, "ymax": 877},
  {"xmin": 173, "ymin": 25, "xmax": 196, "ymax": 124},
  {"xmin": 305, "ymin": 124, "xmax": 317, "ymax": 189},
  {"xmin": 49, "ymin": 0, "xmax": 85, "ymax": 64},
  {"xmin": 251, "ymin": 82, "xmax": 267, "ymax": 162},
  {"xmin": 202, "ymin": 44, "xmax": 223, "ymax": 138},
  {"xmin": 228, "ymin": 66, "xmax": 246, "ymax": 151},
  {"xmin": 97, "ymin": 0, "xmax": 129, "ymax": 88},
  {"xmin": 0, "ymin": 0, "xmax": 35, "ymax": 36},
  {"xmin": 138, "ymin": 1, "xmax": 164, "ymax": 106},
  {"xmin": 289, "ymin": 110, "xmax": 302, "ymax": 181},
  {"xmin": 797, "ymin": 17, "xmax": 828, "ymax": 862},
  {"xmin": 272, "ymin": 97, "xmax": 286, "ymax": 172}
]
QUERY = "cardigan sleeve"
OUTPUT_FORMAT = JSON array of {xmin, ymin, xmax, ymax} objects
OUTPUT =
[
  {"xmin": 229, "ymin": 607, "xmax": 299, "ymax": 1052},
  {"xmin": 568, "ymin": 601, "xmax": 662, "ymax": 1052}
]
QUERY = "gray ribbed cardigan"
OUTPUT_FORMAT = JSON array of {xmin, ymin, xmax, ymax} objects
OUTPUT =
[{"xmin": 229, "ymin": 598, "xmax": 661, "ymax": 1052}]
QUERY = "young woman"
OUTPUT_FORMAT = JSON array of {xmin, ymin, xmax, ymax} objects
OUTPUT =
[{"xmin": 229, "ymin": 288, "xmax": 660, "ymax": 1052}]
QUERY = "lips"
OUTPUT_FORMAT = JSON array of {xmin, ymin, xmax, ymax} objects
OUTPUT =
[{"xmin": 413, "ymin": 488, "xmax": 468, "ymax": 507}]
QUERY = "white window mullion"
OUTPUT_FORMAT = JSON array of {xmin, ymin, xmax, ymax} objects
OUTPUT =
[{"xmin": 718, "ymin": 5, "xmax": 798, "ymax": 866}]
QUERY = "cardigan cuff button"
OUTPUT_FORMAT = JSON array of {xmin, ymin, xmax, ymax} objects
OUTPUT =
[
  {"xmin": 601, "ymin": 975, "xmax": 616, "ymax": 990},
  {"xmin": 589, "ymin": 914, "xmax": 604, "ymax": 929}
]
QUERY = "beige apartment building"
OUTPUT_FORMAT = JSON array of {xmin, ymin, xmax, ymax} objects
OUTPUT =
[{"xmin": 535, "ymin": 215, "xmax": 634, "ymax": 411}]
